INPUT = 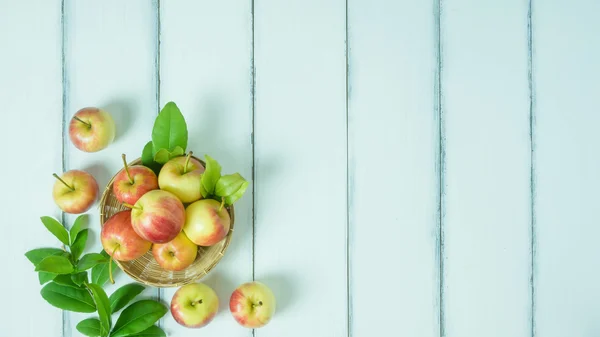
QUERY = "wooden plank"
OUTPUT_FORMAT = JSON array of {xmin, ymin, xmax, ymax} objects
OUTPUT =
[
  {"xmin": 347, "ymin": 0, "xmax": 440, "ymax": 335},
  {"xmin": 533, "ymin": 0, "xmax": 600, "ymax": 335},
  {"xmin": 1, "ymin": 0, "xmax": 63, "ymax": 336},
  {"xmin": 441, "ymin": 1, "xmax": 531, "ymax": 336},
  {"xmin": 62, "ymin": 1, "xmax": 158, "ymax": 336},
  {"xmin": 158, "ymin": 0, "xmax": 253, "ymax": 336},
  {"xmin": 253, "ymin": 0, "xmax": 347, "ymax": 336}
]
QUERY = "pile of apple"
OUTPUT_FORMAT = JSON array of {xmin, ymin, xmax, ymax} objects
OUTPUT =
[{"xmin": 51, "ymin": 105, "xmax": 276, "ymax": 330}]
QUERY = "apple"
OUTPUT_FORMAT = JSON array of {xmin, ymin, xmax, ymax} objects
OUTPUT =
[
  {"xmin": 152, "ymin": 231, "xmax": 198, "ymax": 271},
  {"xmin": 101, "ymin": 210, "xmax": 152, "ymax": 284},
  {"xmin": 183, "ymin": 199, "xmax": 230, "ymax": 246},
  {"xmin": 69, "ymin": 107, "xmax": 116, "ymax": 152},
  {"xmin": 52, "ymin": 170, "xmax": 99, "ymax": 214},
  {"xmin": 126, "ymin": 190, "xmax": 185, "ymax": 244},
  {"xmin": 171, "ymin": 282, "xmax": 219, "ymax": 328},
  {"xmin": 113, "ymin": 154, "xmax": 158, "ymax": 205},
  {"xmin": 158, "ymin": 152, "xmax": 205, "ymax": 203},
  {"xmin": 230, "ymin": 281, "xmax": 276, "ymax": 328}
]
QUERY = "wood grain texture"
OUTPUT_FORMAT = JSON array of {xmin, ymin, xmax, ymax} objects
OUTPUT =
[
  {"xmin": 253, "ymin": 0, "xmax": 347, "ymax": 336},
  {"xmin": 62, "ymin": 1, "xmax": 158, "ymax": 336},
  {"xmin": 441, "ymin": 0, "xmax": 531, "ymax": 336},
  {"xmin": 533, "ymin": 0, "xmax": 600, "ymax": 336},
  {"xmin": 347, "ymin": 0, "xmax": 440, "ymax": 336},
  {"xmin": 158, "ymin": 1, "xmax": 254, "ymax": 336},
  {"xmin": 1, "ymin": 0, "xmax": 63, "ymax": 336}
]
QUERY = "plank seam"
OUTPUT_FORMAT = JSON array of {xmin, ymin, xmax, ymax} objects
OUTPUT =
[
  {"xmin": 527, "ymin": 0, "xmax": 536, "ymax": 336},
  {"xmin": 345, "ymin": 0, "xmax": 352, "ymax": 336},
  {"xmin": 434, "ymin": 0, "xmax": 445, "ymax": 336},
  {"xmin": 251, "ymin": 0, "xmax": 256, "ymax": 336},
  {"xmin": 60, "ymin": 1, "xmax": 70, "ymax": 336},
  {"xmin": 154, "ymin": 0, "xmax": 163, "ymax": 329}
]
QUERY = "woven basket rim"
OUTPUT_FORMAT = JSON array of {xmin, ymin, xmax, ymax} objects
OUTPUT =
[{"xmin": 99, "ymin": 155, "xmax": 235, "ymax": 288}]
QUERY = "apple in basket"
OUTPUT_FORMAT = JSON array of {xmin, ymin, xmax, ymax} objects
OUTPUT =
[
  {"xmin": 158, "ymin": 151, "xmax": 205, "ymax": 203},
  {"xmin": 113, "ymin": 154, "xmax": 159, "ymax": 204},
  {"xmin": 183, "ymin": 199, "xmax": 230, "ymax": 246},
  {"xmin": 152, "ymin": 231, "xmax": 198, "ymax": 271},
  {"xmin": 101, "ymin": 210, "xmax": 151, "ymax": 261},
  {"xmin": 125, "ymin": 190, "xmax": 185, "ymax": 244}
]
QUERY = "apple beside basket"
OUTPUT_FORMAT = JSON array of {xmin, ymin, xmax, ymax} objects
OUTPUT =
[{"xmin": 99, "ymin": 155, "xmax": 235, "ymax": 288}]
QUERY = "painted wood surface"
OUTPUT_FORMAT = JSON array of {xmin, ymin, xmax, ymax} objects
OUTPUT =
[
  {"xmin": 3, "ymin": 0, "xmax": 600, "ymax": 336},
  {"xmin": 159, "ymin": 0, "xmax": 253, "ymax": 335},
  {"xmin": 441, "ymin": 0, "xmax": 532, "ymax": 336},
  {"xmin": 347, "ymin": 0, "xmax": 440, "ymax": 335},
  {"xmin": 2, "ymin": 0, "xmax": 63, "ymax": 336},
  {"xmin": 62, "ymin": 1, "xmax": 159, "ymax": 336},
  {"xmin": 533, "ymin": 0, "xmax": 600, "ymax": 336}
]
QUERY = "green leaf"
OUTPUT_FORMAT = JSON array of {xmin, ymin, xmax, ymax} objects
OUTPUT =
[
  {"xmin": 71, "ymin": 272, "xmax": 88, "ymax": 287},
  {"xmin": 200, "ymin": 154, "xmax": 222, "ymax": 198},
  {"xmin": 71, "ymin": 229, "xmax": 89, "ymax": 261},
  {"xmin": 128, "ymin": 326, "xmax": 165, "ymax": 337},
  {"xmin": 109, "ymin": 283, "xmax": 145, "ymax": 313},
  {"xmin": 53, "ymin": 274, "xmax": 80, "ymax": 288},
  {"xmin": 153, "ymin": 148, "xmax": 170, "ymax": 164},
  {"xmin": 142, "ymin": 141, "xmax": 155, "ymax": 166},
  {"xmin": 70, "ymin": 214, "xmax": 88, "ymax": 245},
  {"xmin": 35, "ymin": 255, "xmax": 74, "ymax": 274},
  {"xmin": 77, "ymin": 253, "xmax": 109, "ymax": 271},
  {"xmin": 39, "ymin": 272, "xmax": 57, "ymax": 285},
  {"xmin": 40, "ymin": 216, "xmax": 70, "ymax": 246},
  {"xmin": 92, "ymin": 250, "xmax": 119, "ymax": 287},
  {"xmin": 110, "ymin": 300, "xmax": 168, "ymax": 337},
  {"xmin": 25, "ymin": 247, "xmax": 65, "ymax": 266},
  {"xmin": 214, "ymin": 173, "xmax": 249, "ymax": 205},
  {"xmin": 151, "ymin": 101, "xmax": 188, "ymax": 154},
  {"xmin": 77, "ymin": 318, "xmax": 102, "ymax": 337},
  {"xmin": 87, "ymin": 283, "xmax": 112, "ymax": 336},
  {"xmin": 40, "ymin": 281, "xmax": 96, "ymax": 313}
]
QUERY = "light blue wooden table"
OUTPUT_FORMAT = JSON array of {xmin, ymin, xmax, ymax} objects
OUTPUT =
[{"xmin": 2, "ymin": 0, "xmax": 598, "ymax": 336}]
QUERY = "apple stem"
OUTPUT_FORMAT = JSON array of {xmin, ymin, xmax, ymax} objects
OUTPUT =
[
  {"xmin": 122, "ymin": 203, "xmax": 140, "ymax": 210},
  {"xmin": 109, "ymin": 245, "xmax": 118, "ymax": 284},
  {"xmin": 252, "ymin": 301, "xmax": 263, "ymax": 308},
  {"xmin": 73, "ymin": 116, "xmax": 91, "ymax": 128},
  {"xmin": 183, "ymin": 151, "xmax": 193, "ymax": 174},
  {"xmin": 218, "ymin": 197, "xmax": 225, "ymax": 213},
  {"xmin": 121, "ymin": 154, "xmax": 134, "ymax": 184},
  {"xmin": 53, "ymin": 173, "xmax": 75, "ymax": 191}
]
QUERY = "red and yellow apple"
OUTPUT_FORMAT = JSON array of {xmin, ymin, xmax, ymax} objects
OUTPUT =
[
  {"xmin": 52, "ymin": 170, "xmax": 99, "ymax": 214},
  {"xmin": 230, "ymin": 281, "xmax": 276, "ymax": 328},
  {"xmin": 158, "ymin": 152, "xmax": 205, "ymax": 203},
  {"xmin": 152, "ymin": 231, "xmax": 198, "ymax": 271},
  {"xmin": 113, "ymin": 154, "xmax": 158, "ymax": 205},
  {"xmin": 101, "ymin": 210, "xmax": 151, "ymax": 261},
  {"xmin": 128, "ymin": 190, "xmax": 185, "ymax": 244},
  {"xmin": 69, "ymin": 107, "xmax": 116, "ymax": 152},
  {"xmin": 183, "ymin": 199, "xmax": 230, "ymax": 246},
  {"xmin": 171, "ymin": 283, "xmax": 219, "ymax": 328}
]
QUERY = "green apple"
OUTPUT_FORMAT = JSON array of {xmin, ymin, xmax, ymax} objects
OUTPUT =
[
  {"xmin": 158, "ymin": 152, "xmax": 205, "ymax": 203},
  {"xmin": 229, "ymin": 281, "xmax": 276, "ymax": 328},
  {"xmin": 183, "ymin": 199, "xmax": 230, "ymax": 246},
  {"xmin": 171, "ymin": 283, "xmax": 219, "ymax": 328},
  {"xmin": 152, "ymin": 231, "xmax": 198, "ymax": 271},
  {"xmin": 68, "ymin": 107, "xmax": 116, "ymax": 152},
  {"xmin": 52, "ymin": 170, "xmax": 99, "ymax": 214}
]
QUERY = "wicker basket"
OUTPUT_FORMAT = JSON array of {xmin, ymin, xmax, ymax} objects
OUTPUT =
[{"xmin": 99, "ymin": 156, "xmax": 234, "ymax": 287}]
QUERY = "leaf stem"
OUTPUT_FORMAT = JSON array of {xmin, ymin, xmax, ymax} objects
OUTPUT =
[
  {"xmin": 121, "ymin": 154, "xmax": 134, "ymax": 184},
  {"xmin": 53, "ymin": 173, "xmax": 75, "ymax": 191},
  {"xmin": 73, "ymin": 116, "xmax": 91, "ymax": 128},
  {"xmin": 218, "ymin": 197, "xmax": 225, "ymax": 213},
  {"xmin": 184, "ymin": 151, "xmax": 193, "ymax": 174}
]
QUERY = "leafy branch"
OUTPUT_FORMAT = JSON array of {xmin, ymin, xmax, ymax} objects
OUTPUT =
[{"xmin": 25, "ymin": 215, "xmax": 168, "ymax": 337}]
